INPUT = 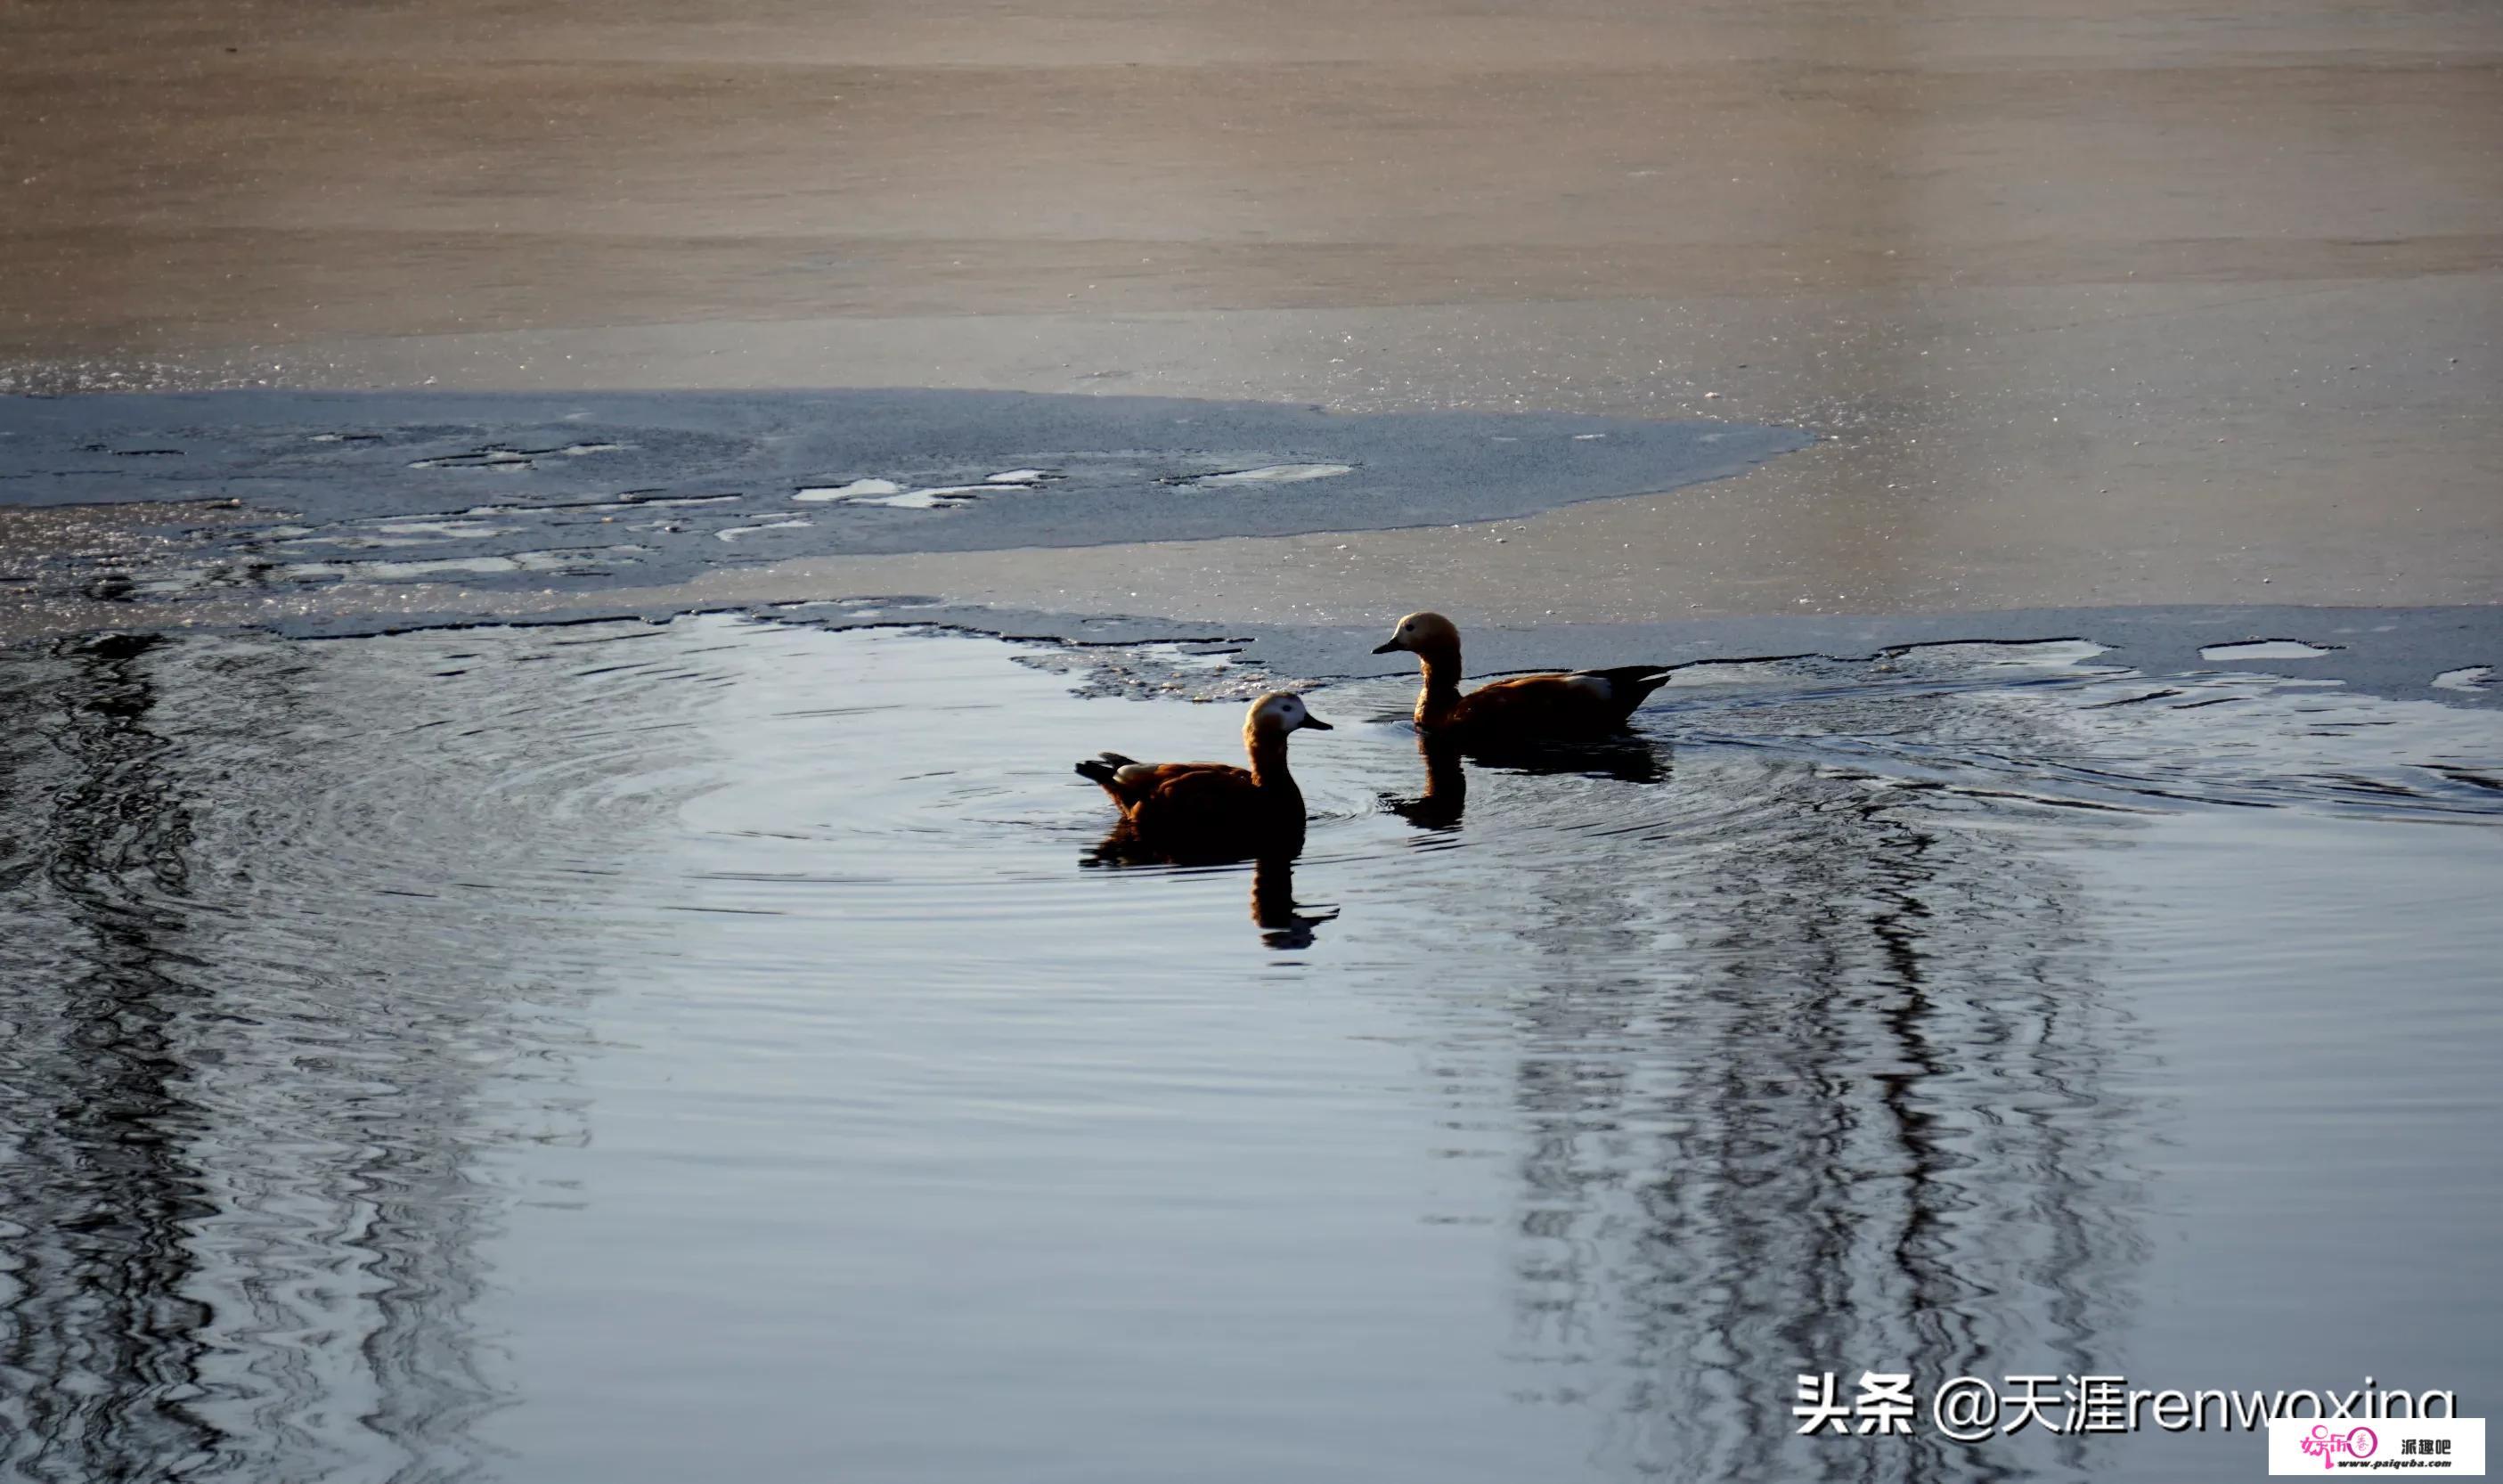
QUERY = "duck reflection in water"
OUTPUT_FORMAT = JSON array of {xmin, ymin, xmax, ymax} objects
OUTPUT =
[
  {"xmin": 1383, "ymin": 730, "xmax": 1671, "ymax": 833},
  {"xmin": 1249, "ymin": 854, "xmax": 1337, "ymax": 949},
  {"xmin": 1082, "ymin": 839, "xmax": 1338, "ymax": 950}
]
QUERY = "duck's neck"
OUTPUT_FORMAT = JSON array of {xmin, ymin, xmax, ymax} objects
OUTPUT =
[
  {"xmin": 1245, "ymin": 730, "xmax": 1297, "ymax": 792},
  {"xmin": 1415, "ymin": 647, "xmax": 1464, "ymax": 726}
]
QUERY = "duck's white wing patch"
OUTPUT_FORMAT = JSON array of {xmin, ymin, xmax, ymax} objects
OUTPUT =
[{"xmin": 1568, "ymin": 674, "xmax": 1613, "ymax": 703}]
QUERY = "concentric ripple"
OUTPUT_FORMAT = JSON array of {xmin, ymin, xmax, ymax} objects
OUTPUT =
[{"xmin": 2, "ymin": 616, "xmax": 2498, "ymax": 1484}]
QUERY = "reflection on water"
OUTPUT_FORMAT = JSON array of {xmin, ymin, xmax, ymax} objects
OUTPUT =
[
  {"xmin": 1, "ymin": 616, "xmax": 2497, "ymax": 1483},
  {"xmin": 1486, "ymin": 758, "xmax": 2133, "ymax": 1480},
  {"xmin": 1382, "ymin": 733, "xmax": 1672, "ymax": 834},
  {"xmin": 1382, "ymin": 735, "xmax": 1471, "ymax": 833},
  {"xmin": 1326, "ymin": 684, "xmax": 2145, "ymax": 1479},
  {"xmin": 0, "ymin": 635, "xmax": 222, "ymax": 1481},
  {"xmin": 1244, "ymin": 855, "xmax": 1337, "ymax": 950},
  {"xmin": 1082, "ymin": 851, "xmax": 1338, "ymax": 952},
  {"xmin": 0, "ymin": 627, "xmax": 654, "ymax": 1483}
]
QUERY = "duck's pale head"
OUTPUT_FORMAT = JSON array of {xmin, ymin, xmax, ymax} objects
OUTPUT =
[
  {"xmin": 1372, "ymin": 611, "xmax": 1460, "ymax": 656},
  {"xmin": 1244, "ymin": 691, "xmax": 1333, "ymax": 737}
]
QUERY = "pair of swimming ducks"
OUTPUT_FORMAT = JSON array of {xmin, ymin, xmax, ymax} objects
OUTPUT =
[{"xmin": 1079, "ymin": 611, "xmax": 1674, "ymax": 856}]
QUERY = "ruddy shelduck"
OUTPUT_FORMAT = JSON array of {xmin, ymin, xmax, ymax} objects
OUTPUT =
[
  {"xmin": 1076, "ymin": 691, "xmax": 1333, "ymax": 856},
  {"xmin": 1372, "ymin": 611, "xmax": 1673, "ymax": 742}
]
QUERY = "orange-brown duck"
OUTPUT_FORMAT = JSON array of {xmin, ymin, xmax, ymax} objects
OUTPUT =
[
  {"xmin": 1372, "ymin": 611, "xmax": 1672, "ymax": 743},
  {"xmin": 1075, "ymin": 692, "xmax": 1333, "ymax": 857}
]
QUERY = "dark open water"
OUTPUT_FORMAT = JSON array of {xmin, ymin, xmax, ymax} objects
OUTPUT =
[{"xmin": 3, "ymin": 616, "xmax": 2498, "ymax": 1482}]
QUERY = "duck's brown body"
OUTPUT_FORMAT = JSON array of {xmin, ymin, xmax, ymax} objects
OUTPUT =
[
  {"xmin": 1375, "ymin": 612, "xmax": 1671, "ymax": 744},
  {"xmin": 1080, "ymin": 752, "xmax": 1305, "ymax": 851},
  {"xmin": 1076, "ymin": 693, "xmax": 1329, "ymax": 859}
]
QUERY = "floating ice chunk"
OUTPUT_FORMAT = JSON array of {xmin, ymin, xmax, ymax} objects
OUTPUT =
[
  {"xmin": 1190, "ymin": 463, "xmax": 1355, "ymax": 486},
  {"xmin": 795, "ymin": 479, "xmax": 991, "ymax": 509},
  {"xmin": 409, "ymin": 448, "xmax": 533, "ymax": 471},
  {"xmin": 1893, "ymin": 639, "xmax": 2111, "ymax": 669},
  {"xmin": 1974, "ymin": 640, "xmax": 2110, "ymax": 667},
  {"xmin": 794, "ymin": 479, "xmax": 903, "ymax": 501},
  {"xmin": 579, "ymin": 493, "xmax": 740, "ymax": 512},
  {"xmin": 876, "ymin": 486, "xmax": 995, "ymax": 508},
  {"xmin": 2433, "ymin": 666, "xmax": 2493, "ymax": 692},
  {"xmin": 371, "ymin": 519, "xmax": 507, "ymax": 538},
  {"xmin": 770, "ymin": 596, "xmax": 906, "ymax": 616},
  {"xmin": 717, "ymin": 519, "xmax": 812, "ymax": 542},
  {"xmin": 458, "ymin": 493, "xmax": 739, "ymax": 516},
  {"xmin": 408, "ymin": 442, "xmax": 621, "ymax": 471},
  {"xmin": 2200, "ymin": 640, "xmax": 2338, "ymax": 661},
  {"xmin": 286, "ymin": 545, "xmax": 646, "ymax": 581},
  {"xmin": 281, "ymin": 525, "xmax": 510, "ymax": 550},
  {"xmin": 796, "ymin": 472, "xmax": 1040, "ymax": 505}
]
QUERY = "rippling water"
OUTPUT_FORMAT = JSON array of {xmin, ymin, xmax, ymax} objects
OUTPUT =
[{"xmin": 2, "ymin": 616, "xmax": 2498, "ymax": 1483}]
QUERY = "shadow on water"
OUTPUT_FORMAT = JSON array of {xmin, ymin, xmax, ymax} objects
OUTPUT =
[{"xmin": 0, "ymin": 615, "xmax": 2494, "ymax": 1483}]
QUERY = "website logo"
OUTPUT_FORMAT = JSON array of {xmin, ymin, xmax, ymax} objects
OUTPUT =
[{"xmin": 2268, "ymin": 1415, "xmax": 2484, "ymax": 1474}]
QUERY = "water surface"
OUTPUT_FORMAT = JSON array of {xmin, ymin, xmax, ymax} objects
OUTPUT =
[{"xmin": 3, "ymin": 616, "xmax": 2498, "ymax": 1483}]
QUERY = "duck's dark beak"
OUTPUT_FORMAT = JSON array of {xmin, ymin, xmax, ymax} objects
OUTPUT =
[
  {"xmin": 1299, "ymin": 713, "xmax": 1334, "ymax": 731},
  {"xmin": 1371, "ymin": 639, "xmax": 1402, "ymax": 655}
]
